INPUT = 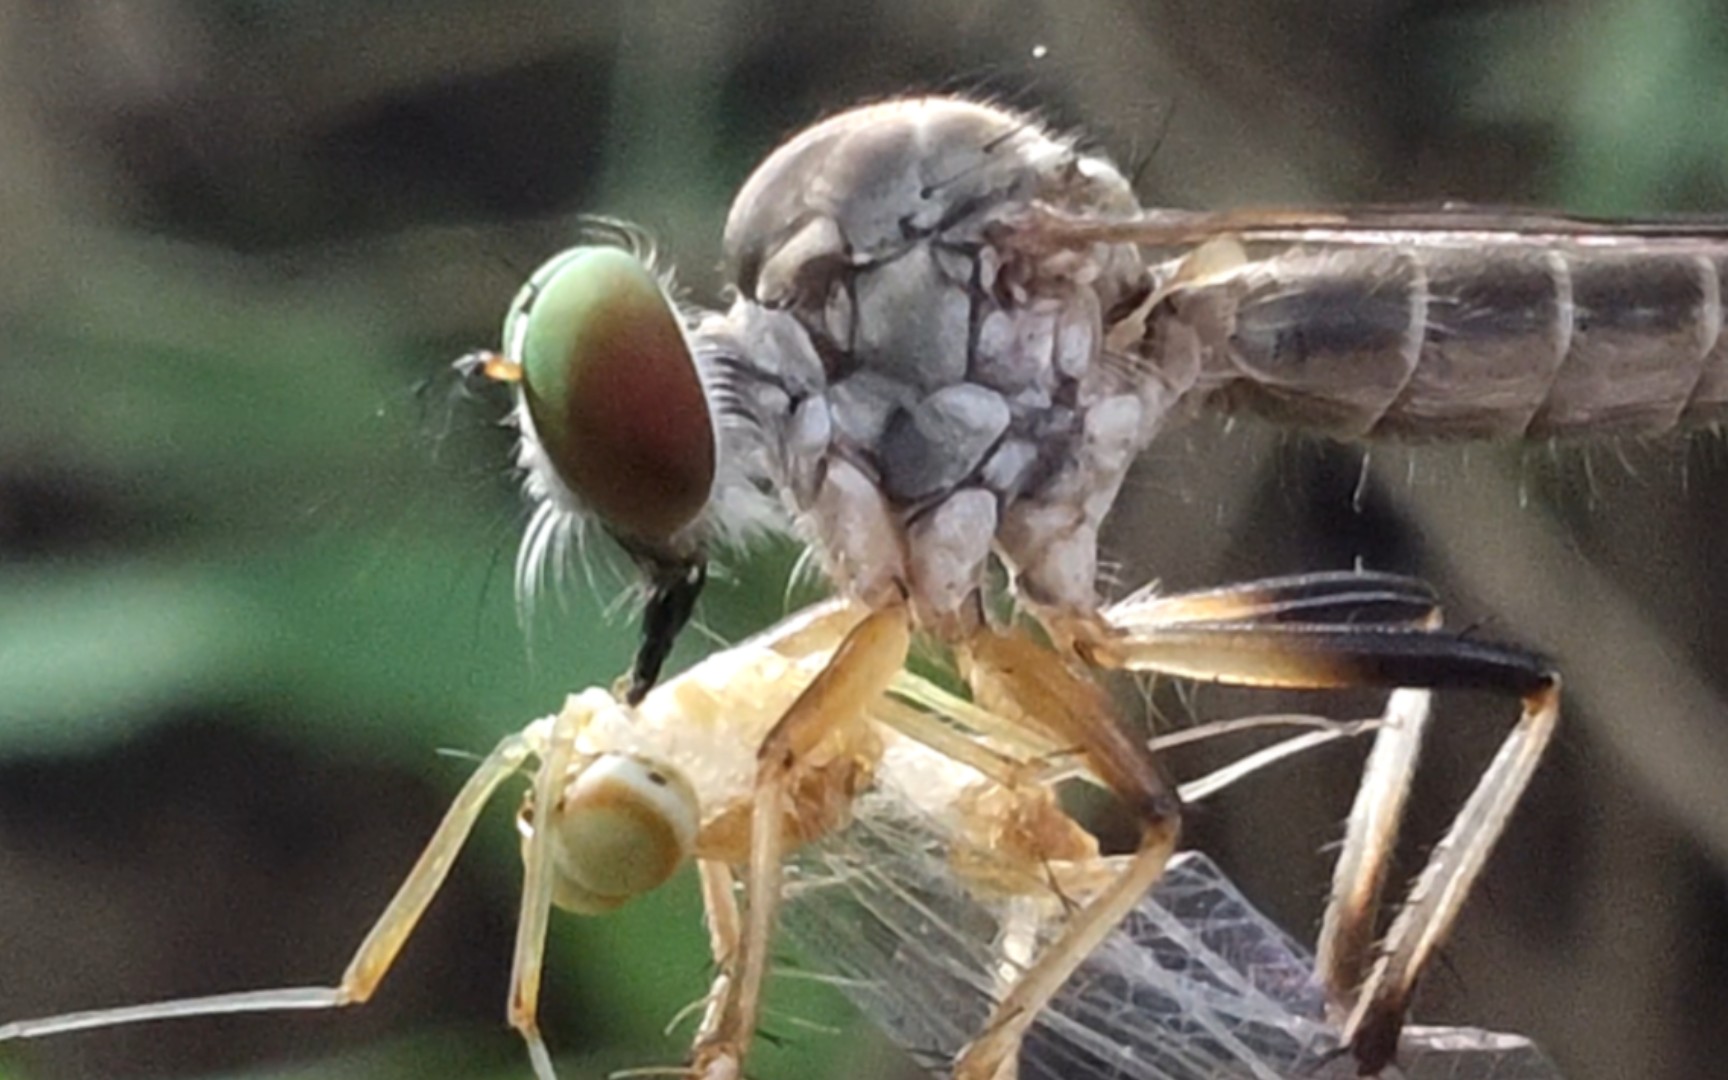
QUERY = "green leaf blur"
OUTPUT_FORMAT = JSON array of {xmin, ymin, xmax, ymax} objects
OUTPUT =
[{"xmin": 2, "ymin": 3, "xmax": 1725, "ymax": 1080}]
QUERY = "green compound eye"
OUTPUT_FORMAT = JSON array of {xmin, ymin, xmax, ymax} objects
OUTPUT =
[{"xmin": 505, "ymin": 246, "xmax": 717, "ymax": 544}]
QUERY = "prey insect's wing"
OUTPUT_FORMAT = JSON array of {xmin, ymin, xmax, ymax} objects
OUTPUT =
[{"xmin": 779, "ymin": 726, "xmax": 1566, "ymax": 1080}]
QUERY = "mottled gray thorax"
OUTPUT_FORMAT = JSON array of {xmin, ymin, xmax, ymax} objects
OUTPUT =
[{"xmin": 693, "ymin": 98, "xmax": 1187, "ymax": 635}]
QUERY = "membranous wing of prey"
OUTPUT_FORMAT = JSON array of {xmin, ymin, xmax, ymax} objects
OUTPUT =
[{"xmin": 782, "ymin": 805, "xmax": 1564, "ymax": 1080}]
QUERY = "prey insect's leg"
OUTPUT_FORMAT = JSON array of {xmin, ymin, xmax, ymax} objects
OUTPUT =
[
  {"xmin": 697, "ymin": 860, "xmax": 743, "ymax": 978},
  {"xmin": 509, "ymin": 706, "xmax": 584, "ymax": 1080},
  {"xmin": 0, "ymin": 731, "xmax": 533, "ymax": 1040},
  {"xmin": 1171, "ymin": 701, "xmax": 1404, "ymax": 804},
  {"xmin": 1089, "ymin": 598, "xmax": 1556, "ymax": 1075},
  {"xmin": 689, "ymin": 861, "xmax": 742, "ymax": 1052},
  {"xmin": 953, "ymin": 627, "xmax": 1182, "ymax": 1080},
  {"xmin": 690, "ymin": 604, "xmax": 912, "ymax": 1080}
]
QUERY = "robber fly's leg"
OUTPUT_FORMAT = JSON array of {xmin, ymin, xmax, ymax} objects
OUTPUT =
[
  {"xmin": 689, "ymin": 604, "xmax": 912, "ymax": 1080},
  {"xmin": 1105, "ymin": 570, "xmax": 1443, "ymax": 635},
  {"xmin": 952, "ymin": 626, "xmax": 1182, "ymax": 1080},
  {"xmin": 1316, "ymin": 688, "xmax": 1435, "ymax": 1012},
  {"xmin": 960, "ymin": 838, "xmax": 1177, "ymax": 1080},
  {"xmin": 1343, "ymin": 678, "xmax": 1559, "ymax": 1072},
  {"xmin": 1097, "ymin": 572, "xmax": 1457, "ymax": 1013},
  {"xmin": 0, "ymin": 730, "xmax": 534, "ymax": 1042},
  {"xmin": 1085, "ymin": 608, "xmax": 1556, "ymax": 1076}
]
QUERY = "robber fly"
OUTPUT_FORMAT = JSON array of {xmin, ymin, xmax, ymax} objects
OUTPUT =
[
  {"xmin": 459, "ymin": 95, "xmax": 1626, "ymax": 1077},
  {"xmin": 13, "ymin": 94, "xmax": 1727, "ymax": 1078}
]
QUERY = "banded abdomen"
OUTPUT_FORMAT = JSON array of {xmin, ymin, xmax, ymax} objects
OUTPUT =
[{"xmin": 1148, "ymin": 235, "xmax": 1728, "ymax": 438}]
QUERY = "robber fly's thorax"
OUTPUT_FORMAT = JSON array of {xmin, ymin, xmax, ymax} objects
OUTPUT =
[{"xmin": 697, "ymin": 97, "xmax": 1191, "ymax": 636}]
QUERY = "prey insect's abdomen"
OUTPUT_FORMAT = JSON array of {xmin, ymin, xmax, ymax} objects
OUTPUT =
[{"xmin": 1154, "ymin": 238, "xmax": 1728, "ymax": 439}]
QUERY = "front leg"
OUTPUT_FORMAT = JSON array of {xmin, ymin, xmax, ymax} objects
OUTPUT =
[
  {"xmin": 689, "ymin": 604, "xmax": 912, "ymax": 1080},
  {"xmin": 688, "ymin": 860, "xmax": 741, "ymax": 1065}
]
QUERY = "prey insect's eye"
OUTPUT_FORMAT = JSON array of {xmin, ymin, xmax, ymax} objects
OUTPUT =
[
  {"xmin": 506, "ymin": 246, "xmax": 718, "ymax": 544},
  {"xmin": 519, "ymin": 752, "xmax": 700, "ymax": 915}
]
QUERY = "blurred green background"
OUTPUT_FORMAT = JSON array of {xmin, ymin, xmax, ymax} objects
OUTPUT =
[{"xmin": 2, "ymin": 1, "xmax": 1727, "ymax": 1079}]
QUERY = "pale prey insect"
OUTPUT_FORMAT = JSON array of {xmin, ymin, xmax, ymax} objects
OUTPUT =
[{"xmin": 0, "ymin": 573, "xmax": 1551, "ymax": 1080}]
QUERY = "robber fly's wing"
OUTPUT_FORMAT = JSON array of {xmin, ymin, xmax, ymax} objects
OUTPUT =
[
  {"xmin": 1014, "ymin": 203, "xmax": 1728, "ymax": 251},
  {"xmin": 1011, "ymin": 203, "xmax": 1728, "ymax": 440}
]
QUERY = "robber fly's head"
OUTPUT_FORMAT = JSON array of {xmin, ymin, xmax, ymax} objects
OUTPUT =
[{"xmin": 459, "ymin": 231, "xmax": 719, "ymax": 701}]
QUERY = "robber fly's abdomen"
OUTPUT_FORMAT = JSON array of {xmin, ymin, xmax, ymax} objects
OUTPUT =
[{"xmin": 1152, "ymin": 240, "xmax": 1728, "ymax": 438}]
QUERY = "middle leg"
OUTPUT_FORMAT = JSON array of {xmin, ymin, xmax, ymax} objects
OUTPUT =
[
  {"xmin": 952, "ymin": 625, "xmax": 1183, "ymax": 1080},
  {"xmin": 688, "ymin": 603, "xmax": 912, "ymax": 1080}
]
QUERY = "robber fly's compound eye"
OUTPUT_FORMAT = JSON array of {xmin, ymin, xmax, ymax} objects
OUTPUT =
[
  {"xmin": 506, "ymin": 246, "xmax": 717, "ymax": 544},
  {"xmin": 520, "ymin": 752, "xmax": 700, "ymax": 915}
]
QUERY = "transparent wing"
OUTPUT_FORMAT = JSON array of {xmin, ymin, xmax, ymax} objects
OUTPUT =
[
  {"xmin": 1015, "ymin": 203, "xmax": 1728, "ymax": 251},
  {"xmin": 782, "ymin": 778, "xmax": 1564, "ymax": 1080}
]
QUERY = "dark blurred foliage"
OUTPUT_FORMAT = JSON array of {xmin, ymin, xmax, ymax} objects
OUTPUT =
[{"xmin": 2, "ymin": 2, "xmax": 1727, "ymax": 1079}]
